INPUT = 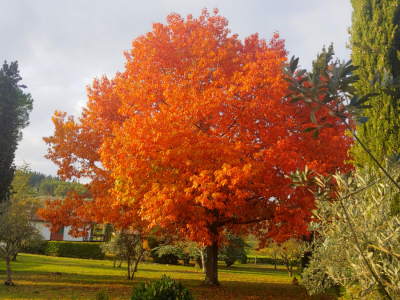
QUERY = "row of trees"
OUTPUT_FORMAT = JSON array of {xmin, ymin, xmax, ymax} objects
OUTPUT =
[
  {"xmin": 38, "ymin": 179, "xmax": 90, "ymax": 197},
  {"xmin": 101, "ymin": 226, "xmax": 305, "ymax": 280},
  {"xmin": 11, "ymin": 166, "xmax": 91, "ymax": 198}
]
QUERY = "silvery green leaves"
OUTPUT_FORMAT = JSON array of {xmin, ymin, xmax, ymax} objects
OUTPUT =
[
  {"xmin": 281, "ymin": 56, "xmax": 381, "ymax": 137},
  {"xmin": 300, "ymin": 166, "xmax": 400, "ymax": 299}
]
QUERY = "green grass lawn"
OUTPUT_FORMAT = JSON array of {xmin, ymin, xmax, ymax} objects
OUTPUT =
[{"xmin": 0, "ymin": 254, "xmax": 337, "ymax": 300}]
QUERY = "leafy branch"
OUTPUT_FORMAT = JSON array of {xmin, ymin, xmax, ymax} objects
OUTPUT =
[{"xmin": 282, "ymin": 56, "xmax": 400, "ymax": 299}]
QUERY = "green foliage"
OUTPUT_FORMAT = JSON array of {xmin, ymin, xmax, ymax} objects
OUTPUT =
[
  {"xmin": 265, "ymin": 239, "xmax": 305, "ymax": 277},
  {"xmin": 45, "ymin": 241, "xmax": 105, "ymax": 260},
  {"xmin": 148, "ymin": 235, "xmax": 180, "ymax": 264},
  {"xmin": 130, "ymin": 275, "xmax": 195, "ymax": 300},
  {"xmin": 11, "ymin": 163, "xmax": 36, "ymax": 198},
  {"xmin": 28, "ymin": 171, "xmax": 59, "ymax": 189},
  {"xmin": 296, "ymin": 165, "xmax": 400, "ymax": 298},
  {"xmin": 349, "ymin": 0, "xmax": 400, "ymax": 172},
  {"xmin": 311, "ymin": 43, "xmax": 335, "ymax": 75},
  {"xmin": 240, "ymin": 255, "xmax": 247, "ymax": 264},
  {"xmin": 101, "ymin": 230, "xmax": 147, "ymax": 279},
  {"xmin": 246, "ymin": 256, "xmax": 283, "ymax": 265},
  {"xmin": 0, "ymin": 197, "xmax": 43, "ymax": 284},
  {"xmin": 38, "ymin": 179, "xmax": 90, "ymax": 197},
  {"xmin": 0, "ymin": 61, "xmax": 33, "ymax": 201},
  {"xmin": 0, "ymin": 198, "xmax": 44, "ymax": 259},
  {"xmin": 153, "ymin": 233, "xmax": 249, "ymax": 267},
  {"xmin": 282, "ymin": 55, "xmax": 379, "ymax": 138},
  {"xmin": 218, "ymin": 234, "xmax": 250, "ymax": 267},
  {"xmin": 96, "ymin": 288, "xmax": 110, "ymax": 300},
  {"xmin": 20, "ymin": 239, "xmax": 47, "ymax": 255}
]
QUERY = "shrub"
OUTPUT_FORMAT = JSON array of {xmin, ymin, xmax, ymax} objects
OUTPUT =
[
  {"xmin": 96, "ymin": 288, "xmax": 110, "ymax": 300},
  {"xmin": 45, "ymin": 241, "xmax": 105, "ymax": 259},
  {"xmin": 240, "ymin": 254, "xmax": 247, "ymax": 264},
  {"xmin": 246, "ymin": 257, "xmax": 284, "ymax": 265},
  {"xmin": 131, "ymin": 275, "xmax": 195, "ymax": 300},
  {"xmin": 20, "ymin": 239, "xmax": 47, "ymax": 255},
  {"xmin": 148, "ymin": 236, "xmax": 179, "ymax": 264}
]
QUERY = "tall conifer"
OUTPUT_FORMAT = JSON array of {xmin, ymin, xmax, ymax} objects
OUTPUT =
[
  {"xmin": 349, "ymin": 0, "xmax": 400, "ymax": 168},
  {"xmin": 0, "ymin": 61, "xmax": 33, "ymax": 201}
]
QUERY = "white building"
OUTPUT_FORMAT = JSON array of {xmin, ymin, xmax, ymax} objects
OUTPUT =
[{"xmin": 30, "ymin": 215, "xmax": 102, "ymax": 242}]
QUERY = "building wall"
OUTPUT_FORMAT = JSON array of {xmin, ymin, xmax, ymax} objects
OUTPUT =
[
  {"xmin": 31, "ymin": 221, "xmax": 51, "ymax": 240},
  {"xmin": 31, "ymin": 222, "xmax": 91, "ymax": 242},
  {"xmin": 63, "ymin": 226, "xmax": 85, "ymax": 241}
]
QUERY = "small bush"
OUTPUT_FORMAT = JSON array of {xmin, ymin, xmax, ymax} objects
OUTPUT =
[
  {"xmin": 148, "ymin": 235, "xmax": 179, "ymax": 265},
  {"xmin": 240, "ymin": 254, "xmax": 247, "ymax": 264},
  {"xmin": 45, "ymin": 241, "xmax": 105, "ymax": 260},
  {"xmin": 131, "ymin": 275, "xmax": 195, "ymax": 300},
  {"xmin": 96, "ymin": 288, "xmax": 110, "ymax": 300},
  {"xmin": 20, "ymin": 240, "xmax": 47, "ymax": 255}
]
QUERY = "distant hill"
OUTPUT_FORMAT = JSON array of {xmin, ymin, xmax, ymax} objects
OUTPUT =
[{"xmin": 22, "ymin": 170, "xmax": 92, "ymax": 198}]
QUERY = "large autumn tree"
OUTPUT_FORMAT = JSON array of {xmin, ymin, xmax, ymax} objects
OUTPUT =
[{"xmin": 41, "ymin": 9, "xmax": 352, "ymax": 285}]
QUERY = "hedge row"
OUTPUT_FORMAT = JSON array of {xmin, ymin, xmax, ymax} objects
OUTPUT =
[
  {"xmin": 246, "ymin": 257, "xmax": 301, "ymax": 266},
  {"xmin": 21, "ymin": 241, "xmax": 105, "ymax": 260},
  {"xmin": 246, "ymin": 257, "xmax": 283, "ymax": 265}
]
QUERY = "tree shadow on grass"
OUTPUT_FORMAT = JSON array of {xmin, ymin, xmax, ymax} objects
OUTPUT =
[
  {"xmin": 138, "ymin": 268, "xmax": 202, "ymax": 275},
  {"xmin": 0, "ymin": 278, "xmax": 336, "ymax": 300},
  {"xmin": 1, "ymin": 279, "xmax": 335, "ymax": 300}
]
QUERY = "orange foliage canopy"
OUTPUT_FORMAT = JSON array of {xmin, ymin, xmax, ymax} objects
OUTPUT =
[{"xmin": 40, "ymin": 9, "xmax": 351, "ymax": 247}]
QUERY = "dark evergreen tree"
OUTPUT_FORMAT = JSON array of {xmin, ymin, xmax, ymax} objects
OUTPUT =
[
  {"xmin": 218, "ymin": 234, "xmax": 250, "ymax": 267},
  {"xmin": 349, "ymin": 0, "xmax": 400, "ymax": 168},
  {"xmin": 0, "ymin": 61, "xmax": 33, "ymax": 201},
  {"xmin": 28, "ymin": 171, "xmax": 47, "ymax": 187}
]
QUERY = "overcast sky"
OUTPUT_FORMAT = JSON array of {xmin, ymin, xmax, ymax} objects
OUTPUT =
[{"xmin": 1, "ymin": 0, "xmax": 353, "ymax": 179}]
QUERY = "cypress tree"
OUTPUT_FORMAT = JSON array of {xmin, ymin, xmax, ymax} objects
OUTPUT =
[
  {"xmin": 349, "ymin": 0, "xmax": 400, "ymax": 168},
  {"xmin": 0, "ymin": 61, "xmax": 33, "ymax": 201}
]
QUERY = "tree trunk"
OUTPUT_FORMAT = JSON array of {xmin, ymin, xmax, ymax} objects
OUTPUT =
[
  {"xmin": 195, "ymin": 257, "xmax": 202, "ymax": 268},
  {"xmin": 285, "ymin": 263, "xmax": 292, "ymax": 277},
  {"xmin": 274, "ymin": 257, "xmax": 277, "ymax": 270},
  {"xmin": 133, "ymin": 259, "xmax": 138, "ymax": 272},
  {"xmin": 254, "ymin": 253, "xmax": 257, "ymax": 265},
  {"xmin": 129, "ymin": 261, "xmax": 134, "ymax": 280},
  {"xmin": 133, "ymin": 250, "xmax": 145, "ymax": 274},
  {"xmin": 200, "ymin": 248, "xmax": 206, "ymax": 273},
  {"xmin": 301, "ymin": 251, "xmax": 312, "ymax": 272},
  {"xmin": 5, "ymin": 256, "xmax": 13, "ymax": 286},
  {"xmin": 127, "ymin": 257, "xmax": 131, "ymax": 280},
  {"xmin": 12, "ymin": 253, "xmax": 17, "ymax": 262},
  {"xmin": 204, "ymin": 242, "xmax": 219, "ymax": 285}
]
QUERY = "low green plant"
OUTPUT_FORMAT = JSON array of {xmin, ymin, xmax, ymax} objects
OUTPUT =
[
  {"xmin": 20, "ymin": 239, "xmax": 47, "ymax": 255},
  {"xmin": 294, "ymin": 167, "xmax": 400, "ymax": 299},
  {"xmin": 131, "ymin": 275, "xmax": 195, "ymax": 300},
  {"xmin": 96, "ymin": 288, "xmax": 110, "ymax": 300}
]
